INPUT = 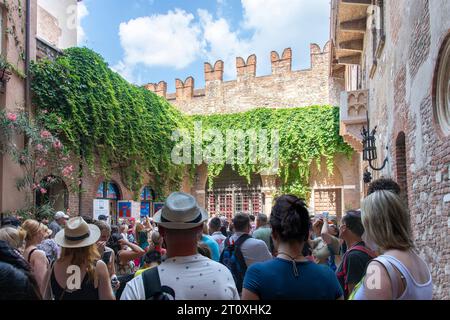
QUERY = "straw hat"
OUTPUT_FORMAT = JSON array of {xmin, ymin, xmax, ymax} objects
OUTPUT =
[
  {"xmin": 153, "ymin": 192, "xmax": 208, "ymax": 230},
  {"xmin": 55, "ymin": 217, "xmax": 100, "ymax": 248}
]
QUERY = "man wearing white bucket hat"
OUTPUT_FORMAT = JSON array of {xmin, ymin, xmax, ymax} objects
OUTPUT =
[{"xmin": 121, "ymin": 192, "xmax": 239, "ymax": 300}]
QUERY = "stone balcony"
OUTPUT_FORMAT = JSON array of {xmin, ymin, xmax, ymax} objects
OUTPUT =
[{"xmin": 340, "ymin": 89, "xmax": 368, "ymax": 152}]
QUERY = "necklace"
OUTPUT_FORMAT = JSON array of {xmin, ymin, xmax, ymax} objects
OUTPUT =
[{"xmin": 277, "ymin": 252, "xmax": 303, "ymax": 278}]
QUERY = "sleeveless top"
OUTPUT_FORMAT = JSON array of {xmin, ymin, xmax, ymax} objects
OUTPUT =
[
  {"xmin": 50, "ymin": 266, "xmax": 99, "ymax": 300},
  {"xmin": 352, "ymin": 254, "xmax": 433, "ymax": 300}
]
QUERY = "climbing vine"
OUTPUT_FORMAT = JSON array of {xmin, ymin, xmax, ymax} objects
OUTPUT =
[
  {"xmin": 30, "ymin": 47, "xmax": 191, "ymax": 195},
  {"xmin": 31, "ymin": 48, "xmax": 352, "ymax": 201},
  {"xmin": 194, "ymin": 106, "xmax": 353, "ymax": 199},
  {"xmin": 2, "ymin": 0, "xmax": 26, "ymax": 78}
]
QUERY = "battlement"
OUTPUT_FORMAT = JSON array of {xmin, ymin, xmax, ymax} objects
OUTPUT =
[{"xmin": 145, "ymin": 42, "xmax": 331, "ymax": 102}]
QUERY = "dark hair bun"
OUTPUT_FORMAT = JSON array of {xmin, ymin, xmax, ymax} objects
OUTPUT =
[{"xmin": 271, "ymin": 195, "xmax": 310, "ymax": 242}]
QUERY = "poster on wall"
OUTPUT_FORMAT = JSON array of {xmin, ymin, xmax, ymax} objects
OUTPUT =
[
  {"xmin": 140, "ymin": 202, "xmax": 151, "ymax": 217},
  {"xmin": 93, "ymin": 199, "xmax": 110, "ymax": 220},
  {"xmin": 132, "ymin": 201, "xmax": 141, "ymax": 220},
  {"xmin": 118, "ymin": 201, "xmax": 141, "ymax": 221},
  {"xmin": 118, "ymin": 201, "xmax": 132, "ymax": 218},
  {"xmin": 152, "ymin": 202, "xmax": 165, "ymax": 216}
]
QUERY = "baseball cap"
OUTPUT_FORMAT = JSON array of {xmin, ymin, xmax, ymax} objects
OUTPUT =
[
  {"xmin": 97, "ymin": 215, "xmax": 108, "ymax": 221},
  {"xmin": 54, "ymin": 211, "xmax": 69, "ymax": 220}
]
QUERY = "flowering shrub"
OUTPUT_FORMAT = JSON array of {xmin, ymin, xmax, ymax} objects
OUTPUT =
[{"xmin": 0, "ymin": 110, "xmax": 78, "ymax": 220}]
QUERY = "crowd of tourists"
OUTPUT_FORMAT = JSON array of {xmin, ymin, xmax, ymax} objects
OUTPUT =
[{"xmin": 0, "ymin": 178, "xmax": 433, "ymax": 300}]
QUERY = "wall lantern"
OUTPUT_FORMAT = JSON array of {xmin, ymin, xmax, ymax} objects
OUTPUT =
[{"xmin": 361, "ymin": 112, "xmax": 388, "ymax": 172}]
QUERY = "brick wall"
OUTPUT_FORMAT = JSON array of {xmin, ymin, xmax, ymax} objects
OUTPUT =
[
  {"xmin": 361, "ymin": 0, "xmax": 450, "ymax": 299},
  {"xmin": 145, "ymin": 42, "xmax": 342, "ymax": 115}
]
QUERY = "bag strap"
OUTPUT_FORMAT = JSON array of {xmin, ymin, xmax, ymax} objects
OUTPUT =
[
  {"xmin": 28, "ymin": 248, "xmax": 38, "ymax": 263},
  {"xmin": 42, "ymin": 260, "xmax": 56, "ymax": 300},
  {"xmin": 339, "ymin": 244, "xmax": 377, "ymax": 295},
  {"xmin": 234, "ymin": 234, "xmax": 251, "ymax": 271},
  {"xmin": 142, "ymin": 267, "xmax": 162, "ymax": 300}
]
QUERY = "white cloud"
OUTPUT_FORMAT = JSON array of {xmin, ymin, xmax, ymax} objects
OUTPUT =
[
  {"xmin": 200, "ymin": 0, "xmax": 331, "ymax": 78},
  {"xmin": 198, "ymin": 9, "xmax": 251, "ymax": 78},
  {"xmin": 114, "ymin": 9, "xmax": 203, "ymax": 82},
  {"xmin": 114, "ymin": 0, "xmax": 330, "ymax": 83},
  {"xmin": 77, "ymin": 1, "xmax": 89, "ymax": 45}
]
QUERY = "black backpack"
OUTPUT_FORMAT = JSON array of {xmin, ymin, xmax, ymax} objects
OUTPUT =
[
  {"xmin": 219, "ymin": 234, "xmax": 250, "ymax": 293},
  {"xmin": 142, "ymin": 267, "xmax": 175, "ymax": 300}
]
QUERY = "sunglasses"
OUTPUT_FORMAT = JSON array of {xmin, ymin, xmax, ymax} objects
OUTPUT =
[{"xmin": 346, "ymin": 210, "xmax": 361, "ymax": 218}]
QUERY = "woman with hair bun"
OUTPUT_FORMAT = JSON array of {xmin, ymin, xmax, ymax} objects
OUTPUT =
[{"xmin": 242, "ymin": 195, "xmax": 343, "ymax": 300}]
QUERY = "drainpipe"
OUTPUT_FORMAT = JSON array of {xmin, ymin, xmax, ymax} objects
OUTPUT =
[{"xmin": 25, "ymin": 0, "xmax": 31, "ymax": 113}]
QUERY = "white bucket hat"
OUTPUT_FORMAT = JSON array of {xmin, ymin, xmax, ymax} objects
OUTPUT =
[
  {"xmin": 55, "ymin": 217, "xmax": 100, "ymax": 248},
  {"xmin": 153, "ymin": 192, "xmax": 208, "ymax": 230}
]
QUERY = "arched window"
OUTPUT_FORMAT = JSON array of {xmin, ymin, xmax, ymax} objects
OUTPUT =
[
  {"xmin": 433, "ymin": 32, "xmax": 450, "ymax": 136},
  {"xmin": 96, "ymin": 181, "xmax": 120, "ymax": 200},
  {"xmin": 140, "ymin": 186, "xmax": 155, "ymax": 201},
  {"xmin": 140, "ymin": 186, "xmax": 155, "ymax": 217}
]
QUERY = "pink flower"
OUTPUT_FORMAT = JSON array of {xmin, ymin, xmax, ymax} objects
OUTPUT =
[
  {"xmin": 62, "ymin": 165, "xmax": 74, "ymax": 177},
  {"xmin": 53, "ymin": 140, "xmax": 63, "ymax": 149},
  {"xmin": 40, "ymin": 188, "xmax": 47, "ymax": 194},
  {"xmin": 36, "ymin": 158, "xmax": 47, "ymax": 168},
  {"xmin": 6, "ymin": 113, "xmax": 17, "ymax": 122},
  {"xmin": 42, "ymin": 109, "xmax": 48, "ymax": 114},
  {"xmin": 40, "ymin": 130, "xmax": 52, "ymax": 139},
  {"xmin": 36, "ymin": 144, "xmax": 44, "ymax": 151}
]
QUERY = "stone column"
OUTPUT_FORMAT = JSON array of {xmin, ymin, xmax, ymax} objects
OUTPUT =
[{"xmin": 261, "ymin": 174, "xmax": 278, "ymax": 217}]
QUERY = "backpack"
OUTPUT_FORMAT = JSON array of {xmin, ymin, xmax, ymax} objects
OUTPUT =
[
  {"xmin": 141, "ymin": 267, "xmax": 175, "ymax": 300},
  {"xmin": 336, "ymin": 245, "xmax": 377, "ymax": 297},
  {"xmin": 219, "ymin": 234, "xmax": 251, "ymax": 293}
]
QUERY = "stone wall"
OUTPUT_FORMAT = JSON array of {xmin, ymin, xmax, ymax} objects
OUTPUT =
[
  {"xmin": 361, "ymin": 0, "xmax": 450, "ymax": 299},
  {"xmin": 145, "ymin": 42, "xmax": 343, "ymax": 115}
]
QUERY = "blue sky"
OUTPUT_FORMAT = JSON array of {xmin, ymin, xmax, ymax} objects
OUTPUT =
[{"xmin": 78, "ymin": 0, "xmax": 331, "ymax": 92}]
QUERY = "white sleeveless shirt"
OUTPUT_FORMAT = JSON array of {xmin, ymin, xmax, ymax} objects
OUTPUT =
[{"xmin": 354, "ymin": 253, "xmax": 433, "ymax": 300}]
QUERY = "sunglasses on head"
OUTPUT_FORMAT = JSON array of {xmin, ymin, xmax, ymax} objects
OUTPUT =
[{"xmin": 346, "ymin": 210, "xmax": 361, "ymax": 218}]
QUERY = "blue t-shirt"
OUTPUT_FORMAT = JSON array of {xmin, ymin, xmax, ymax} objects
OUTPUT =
[
  {"xmin": 201, "ymin": 235, "xmax": 221, "ymax": 262},
  {"xmin": 243, "ymin": 258, "xmax": 343, "ymax": 300}
]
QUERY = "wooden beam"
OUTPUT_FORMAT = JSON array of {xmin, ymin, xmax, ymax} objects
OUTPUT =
[
  {"xmin": 340, "ymin": 18, "xmax": 367, "ymax": 33},
  {"xmin": 339, "ymin": 39, "xmax": 364, "ymax": 52},
  {"xmin": 338, "ymin": 54, "xmax": 361, "ymax": 65},
  {"xmin": 342, "ymin": 0, "xmax": 371, "ymax": 5}
]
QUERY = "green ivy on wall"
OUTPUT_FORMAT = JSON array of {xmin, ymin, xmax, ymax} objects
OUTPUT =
[
  {"xmin": 30, "ymin": 47, "xmax": 191, "ymax": 196},
  {"xmin": 30, "ymin": 47, "xmax": 352, "ymax": 200},
  {"xmin": 195, "ymin": 106, "xmax": 354, "ymax": 199}
]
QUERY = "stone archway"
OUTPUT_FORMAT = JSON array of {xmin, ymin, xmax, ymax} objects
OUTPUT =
[{"xmin": 205, "ymin": 165, "xmax": 263, "ymax": 220}]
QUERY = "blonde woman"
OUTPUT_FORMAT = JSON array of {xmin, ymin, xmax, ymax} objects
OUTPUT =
[
  {"xmin": 353, "ymin": 190, "xmax": 432, "ymax": 300},
  {"xmin": 0, "ymin": 226, "xmax": 27, "ymax": 253},
  {"xmin": 135, "ymin": 222, "xmax": 149, "ymax": 250},
  {"xmin": 52, "ymin": 217, "xmax": 115, "ymax": 300},
  {"xmin": 22, "ymin": 219, "xmax": 50, "ymax": 297}
]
